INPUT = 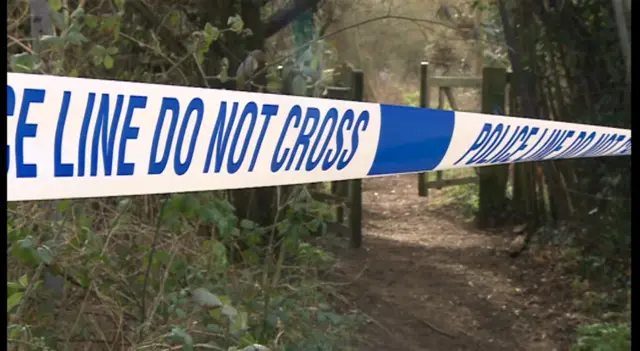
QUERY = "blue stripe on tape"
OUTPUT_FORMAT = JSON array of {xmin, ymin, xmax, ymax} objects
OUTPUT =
[{"xmin": 368, "ymin": 105, "xmax": 455, "ymax": 175}]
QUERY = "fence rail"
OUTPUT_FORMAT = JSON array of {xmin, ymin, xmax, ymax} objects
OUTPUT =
[{"xmin": 429, "ymin": 76, "xmax": 482, "ymax": 88}]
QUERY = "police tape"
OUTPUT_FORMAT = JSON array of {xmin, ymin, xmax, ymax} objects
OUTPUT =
[{"xmin": 7, "ymin": 73, "xmax": 631, "ymax": 202}]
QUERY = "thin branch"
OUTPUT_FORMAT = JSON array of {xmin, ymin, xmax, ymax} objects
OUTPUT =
[
  {"xmin": 127, "ymin": 0, "xmax": 188, "ymax": 56},
  {"xmin": 7, "ymin": 34, "xmax": 35, "ymax": 54}
]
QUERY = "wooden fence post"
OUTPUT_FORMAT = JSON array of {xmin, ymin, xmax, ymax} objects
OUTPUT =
[
  {"xmin": 435, "ymin": 88, "xmax": 445, "ymax": 188},
  {"xmin": 418, "ymin": 62, "xmax": 430, "ymax": 197},
  {"xmin": 478, "ymin": 67, "xmax": 509, "ymax": 228},
  {"xmin": 349, "ymin": 69, "xmax": 364, "ymax": 249},
  {"xmin": 327, "ymin": 86, "xmax": 351, "ymax": 224}
]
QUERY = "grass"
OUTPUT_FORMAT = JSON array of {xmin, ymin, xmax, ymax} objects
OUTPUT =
[{"xmin": 420, "ymin": 168, "xmax": 479, "ymax": 220}]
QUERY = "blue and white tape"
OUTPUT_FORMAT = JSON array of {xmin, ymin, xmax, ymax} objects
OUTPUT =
[{"xmin": 7, "ymin": 73, "xmax": 631, "ymax": 201}]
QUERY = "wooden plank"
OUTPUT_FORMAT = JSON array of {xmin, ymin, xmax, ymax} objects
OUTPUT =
[
  {"xmin": 325, "ymin": 86, "xmax": 351, "ymax": 100},
  {"xmin": 443, "ymin": 87, "xmax": 460, "ymax": 111},
  {"xmin": 430, "ymin": 76, "xmax": 482, "ymax": 88},
  {"xmin": 427, "ymin": 176, "xmax": 478, "ymax": 188}
]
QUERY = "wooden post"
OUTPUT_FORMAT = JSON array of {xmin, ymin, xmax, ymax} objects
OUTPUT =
[
  {"xmin": 435, "ymin": 88, "xmax": 445, "ymax": 188},
  {"xmin": 327, "ymin": 87, "xmax": 351, "ymax": 223},
  {"xmin": 417, "ymin": 62, "xmax": 430, "ymax": 197},
  {"xmin": 349, "ymin": 70, "xmax": 364, "ymax": 249},
  {"xmin": 477, "ymin": 67, "xmax": 509, "ymax": 228}
]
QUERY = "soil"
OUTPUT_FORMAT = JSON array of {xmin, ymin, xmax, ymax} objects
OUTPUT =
[{"xmin": 322, "ymin": 174, "xmax": 583, "ymax": 351}]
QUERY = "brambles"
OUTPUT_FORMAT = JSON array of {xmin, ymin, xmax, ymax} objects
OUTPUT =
[{"xmin": 7, "ymin": 192, "xmax": 361, "ymax": 350}]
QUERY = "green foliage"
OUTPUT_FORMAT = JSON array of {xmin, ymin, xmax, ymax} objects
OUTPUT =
[
  {"xmin": 10, "ymin": 52, "xmax": 39, "ymax": 73},
  {"xmin": 7, "ymin": 2, "xmax": 359, "ymax": 350},
  {"xmin": 437, "ymin": 182, "xmax": 480, "ymax": 219},
  {"xmin": 403, "ymin": 91, "xmax": 453, "ymax": 110},
  {"xmin": 572, "ymin": 323, "xmax": 630, "ymax": 351},
  {"xmin": 403, "ymin": 91, "xmax": 420, "ymax": 107},
  {"xmin": 7, "ymin": 189, "xmax": 358, "ymax": 350},
  {"xmin": 228, "ymin": 14, "xmax": 245, "ymax": 33}
]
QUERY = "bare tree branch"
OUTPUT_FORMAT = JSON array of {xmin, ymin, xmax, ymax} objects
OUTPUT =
[{"xmin": 612, "ymin": 0, "xmax": 631, "ymax": 84}]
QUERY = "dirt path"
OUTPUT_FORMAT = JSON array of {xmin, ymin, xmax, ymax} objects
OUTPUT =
[{"xmin": 324, "ymin": 174, "xmax": 577, "ymax": 351}]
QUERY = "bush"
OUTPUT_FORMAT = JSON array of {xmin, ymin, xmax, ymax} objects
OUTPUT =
[{"xmin": 7, "ymin": 192, "xmax": 362, "ymax": 350}]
